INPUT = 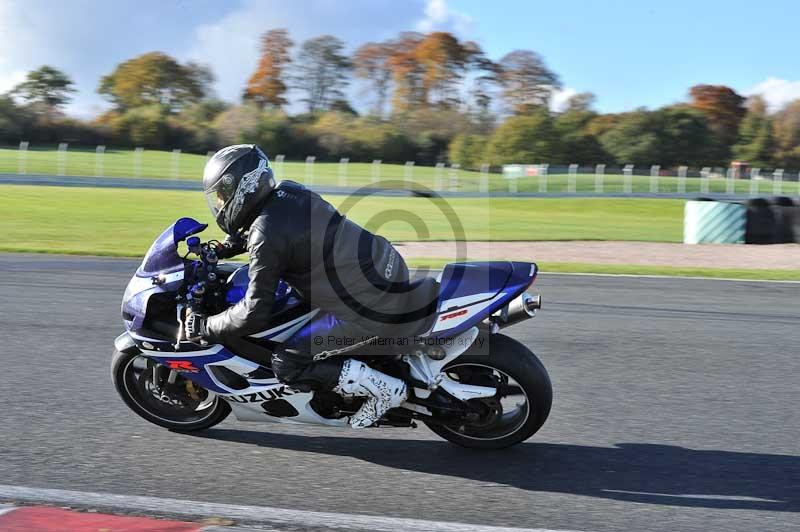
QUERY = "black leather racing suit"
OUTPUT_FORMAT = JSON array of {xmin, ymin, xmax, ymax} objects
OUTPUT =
[{"xmin": 205, "ymin": 181, "xmax": 435, "ymax": 390}]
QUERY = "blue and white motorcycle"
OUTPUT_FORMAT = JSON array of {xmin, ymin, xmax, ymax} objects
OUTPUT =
[{"xmin": 113, "ymin": 218, "xmax": 552, "ymax": 449}]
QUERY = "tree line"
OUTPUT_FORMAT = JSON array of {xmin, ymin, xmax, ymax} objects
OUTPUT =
[{"xmin": 0, "ymin": 29, "xmax": 798, "ymax": 170}]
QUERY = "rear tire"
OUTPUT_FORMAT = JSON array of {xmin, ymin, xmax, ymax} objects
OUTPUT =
[
  {"xmin": 424, "ymin": 333, "xmax": 552, "ymax": 449},
  {"xmin": 112, "ymin": 350, "xmax": 230, "ymax": 432}
]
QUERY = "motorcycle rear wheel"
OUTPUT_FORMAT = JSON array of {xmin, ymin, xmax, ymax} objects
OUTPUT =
[
  {"xmin": 111, "ymin": 350, "xmax": 230, "ymax": 432},
  {"xmin": 424, "ymin": 333, "xmax": 552, "ymax": 449}
]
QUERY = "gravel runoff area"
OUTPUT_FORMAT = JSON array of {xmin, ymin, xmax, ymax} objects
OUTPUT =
[{"xmin": 395, "ymin": 241, "xmax": 800, "ymax": 270}]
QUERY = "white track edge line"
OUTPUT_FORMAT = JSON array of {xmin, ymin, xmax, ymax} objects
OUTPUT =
[
  {"xmin": 0, "ymin": 484, "xmax": 584, "ymax": 532},
  {"xmin": 540, "ymin": 271, "xmax": 800, "ymax": 284},
  {"xmin": 0, "ymin": 504, "xmax": 16, "ymax": 517}
]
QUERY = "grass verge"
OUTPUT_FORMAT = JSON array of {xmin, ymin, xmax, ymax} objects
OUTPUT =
[{"xmin": 405, "ymin": 259, "xmax": 800, "ymax": 281}]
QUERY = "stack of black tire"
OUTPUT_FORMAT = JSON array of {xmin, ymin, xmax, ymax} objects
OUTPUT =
[{"xmin": 744, "ymin": 197, "xmax": 800, "ymax": 244}]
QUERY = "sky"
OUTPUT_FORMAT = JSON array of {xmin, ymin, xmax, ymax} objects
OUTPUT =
[{"xmin": 1, "ymin": 0, "xmax": 799, "ymax": 118}]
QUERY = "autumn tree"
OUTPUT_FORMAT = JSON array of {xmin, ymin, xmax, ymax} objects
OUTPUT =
[
  {"xmin": 244, "ymin": 29, "xmax": 293, "ymax": 108},
  {"xmin": 12, "ymin": 66, "xmax": 76, "ymax": 114},
  {"xmin": 497, "ymin": 50, "xmax": 560, "ymax": 113},
  {"xmin": 293, "ymin": 35, "xmax": 351, "ymax": 114},
  {"xmin": 463, "ymin": 41, "xmax": 499, "ymax": 131},
  {"xmin": 414, "ymin": 32, "xmax": 474, "ymax": 108},
  {"xmin": 771, "ymin": 99, "xmax": 800, "ymax": 167},
  {"xmin": 98, "ymin": 52, "xmax": 211, "ymax": 112},
  {"xmin": 689, "ymin": 84, "xmax": 745, "ymax": 158},
  {"xmin": 387, "ymin": 32, "xmax": 426, "ymax": 112},
  {"xmin": 733, "ymin": 96, "xmax": 774, "ymax": 166},
  {"xmin": 352, "ymin": 41, "xmax": 394, "ymax": 115}
]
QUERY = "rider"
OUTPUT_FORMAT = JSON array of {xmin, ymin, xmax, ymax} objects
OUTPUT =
[{"xmin": 185, "ymin": 144, "xmax": 435, "ymax": 428}]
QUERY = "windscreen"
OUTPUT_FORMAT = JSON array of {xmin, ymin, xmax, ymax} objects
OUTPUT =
[{"xmin": 135, "ymin": 224, "xmax": 184, "ymax": 278}]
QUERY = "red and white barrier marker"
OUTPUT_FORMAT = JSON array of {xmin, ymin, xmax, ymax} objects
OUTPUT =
[{"xmin": 0, "ymin": 505, "xmax": 202, "ymax": 531}]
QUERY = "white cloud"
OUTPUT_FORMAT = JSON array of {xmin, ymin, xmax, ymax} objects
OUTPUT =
[
  {"xmin": 415, "ymin": 0, "xmax": 473, "ymax": 35},
  {"xmin": 550, "ymin": 86, "xmax": 578, "ymax": 112},
  {"xmin": 745, "ymin": 77, "xmax": 800, "ymax": 112},
  {"xmin": 185, "ymin": 0, "xmax": 425, "ymax": 106},
  {"xmin": 0, "ymin": 0, "xmax": 430, "ymax": 119},
  {"xmin": 0, "ymin": 70, "xmax": 27, "ymax": 94}
]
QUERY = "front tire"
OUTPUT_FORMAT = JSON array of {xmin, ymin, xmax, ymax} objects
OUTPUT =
[
  {"xmin": 111, "ymin": 350, "xmax": 230, "ymax": 432},
  {"xmin": 424, "ymin": 333, "xmax": 552, "ymax": 449}
]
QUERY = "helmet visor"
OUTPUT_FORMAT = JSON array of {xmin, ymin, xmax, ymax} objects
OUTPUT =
[
  {"xmin": 205, "ymin": 189, "xmax": 227, "ymax": 217},
  {"xmin": 204, "ymin": 173, "xmax": 238, "ymax": 217}
]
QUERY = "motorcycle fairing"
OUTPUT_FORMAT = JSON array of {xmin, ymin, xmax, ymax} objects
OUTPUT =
[
  {"xmin": 138, "ymin": 343, "xmax": 348, "ymax": 426},
  {"xmin": 430, "ymin": 261, "xmax": 537, "ymax": 336},
  {"xmin": 123, "ymin": 218, "xmax": 207, "ymax": 331}
]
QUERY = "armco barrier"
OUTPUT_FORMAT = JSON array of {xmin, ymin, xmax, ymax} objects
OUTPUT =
[
  {"xmin": 684, "ymin": 200, "xmax": 746, "ymax": 244},
  {"xmin": 686, "ymin": 197, "xmax": 800, "ymax": 244}
]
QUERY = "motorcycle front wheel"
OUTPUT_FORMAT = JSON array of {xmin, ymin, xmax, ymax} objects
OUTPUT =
[
  {"xmin": 424, "ymin": 333, "xmax": 552, "ymax": 449},
  {"xmin": 111, "ymin": 350, "xmax": 230, "ymax": 432}
]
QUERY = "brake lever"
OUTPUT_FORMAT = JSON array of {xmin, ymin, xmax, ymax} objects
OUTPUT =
[{"xmin": 175, "ymin": 303, "xmax": 185, "ymax": 350}]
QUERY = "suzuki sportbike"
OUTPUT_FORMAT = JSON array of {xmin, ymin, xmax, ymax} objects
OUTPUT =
[{"xmin": 113, "ymin": 218, "xmax": 552, "ymax": 449}]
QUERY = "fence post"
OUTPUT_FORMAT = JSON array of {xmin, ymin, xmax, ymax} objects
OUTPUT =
[
  {"xmin": 338, "ymin": 157, "xmax": 349, "ymax": 187},
  {"xmin": 700, "ymin": 167, "xmax": 711, "ymax": 194},
  {"xmin": 538, "ymin": 163, "xmax": 549, "ymax": 193},
  {"xmin": 650, "ymin": 165, "xmax": 660, "ymax": 193},
  {"xmin": 57, "ymin": 142, "xmax": 68, "ymax": 175},
  {"xmin": 18, "ymin": 141, "xmax": 29, "ymax": 174},
  {"xmin": 797, "ymin": 172, "xmax": 800, "ymax": 198},
  {"xmin": 595, "ymin": 164, "xmax": 606, "ymax": 193},
  {"xmin": 677, "ymin": 166, "xmax": 688, "ymax": 193},
  {"xmin": 95, "ymin": 145, "xmax": 105, "ymax": 177},
  {"xmin": 434, "ymin": 162, "xmax": 445, "ymax": 190},
  {"xmin": 404, "ymin": 161, "xmax": 414, "ymax": 189},
  {"xmin": 568, "ymin": 164, "xmax": 578, "ymax": 193},
  {"xmin": 371, "ymin": 159, "xmax": 381, "ymax": 183},
  {"xmin": 449, "ymin": 163, "xmax": 460, "ymax": 192},
  {"xmin": 134, "ymin": 147, "xmax": 143, "ymax": 177},
  {"xmin": 725, "ymin": 167, "xmax": 735, "ymax": 194},
  {"xmin": 305, "ymin": 156, "xmax": 316, "ymax": 186},
  {"xmin": 479, "ymin": 163, "xmax": 490, "ymax": 193},
  {"xmin": 623, "ymin": 164, "xmax": 634, "ymax": 194},
  {"xmin": 749, "ymin": 168, "xmax": 760, "ymax": 195},
  {"xmin": 171, "ymin": 149, "xmax": 181, "ymax": 179},
  {"xmin": 509, "ymin": 173, "xmax": 518, "ymax": 194},
  {"xmin": 773, "ymin": 169, "xmax": 784, "ymax": 195},
  {"xmin": 274, "ymin": 154, "xmax": 285, "ymax": 180}
]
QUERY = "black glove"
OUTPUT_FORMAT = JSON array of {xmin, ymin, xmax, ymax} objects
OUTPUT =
[
  {"xmin": 216, "ymin": 234, "xmax": 247, "ymax": 259},
  {"xmin": 185, "ymin": 312, "xmax": 208, "ymax": 342}
]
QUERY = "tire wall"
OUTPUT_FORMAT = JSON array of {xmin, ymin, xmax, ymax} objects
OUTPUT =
[
  {"xmin": 684, "ymin": 200, "xmax": 746, "ymax": 244},
  {"xmin": 746, "ymin": 197, "xmax": 800, "ymax": 244},
  {"xmin": 684, "ymin": 198, "xmax": 800, "ymax": 244}
]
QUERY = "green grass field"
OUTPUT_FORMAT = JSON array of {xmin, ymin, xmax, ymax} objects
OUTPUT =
[
  {"xmin": 0, "ymin": 185, "xmax": 684, "ymax": 256},
  {"xmin": 3, "ymin": 184, "xmax": 796, "ymax": 281},
  {"xmin": 3, "ymin": 146, "xmax": 799, "ymax": 195}
]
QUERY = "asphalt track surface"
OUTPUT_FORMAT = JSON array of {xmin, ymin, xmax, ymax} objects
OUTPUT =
[
  {"xmin": 0, "ymin": 253, "xmax": 798, "ymax": 531},
  {"xmin": 0, "ymin": 173, "xmax": 777, "ymax": 200}
]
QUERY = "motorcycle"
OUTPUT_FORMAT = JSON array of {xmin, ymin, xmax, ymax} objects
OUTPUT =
[{"xmin": 112, "ymin": 217, "xmax": 552, "ymax": 449}]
